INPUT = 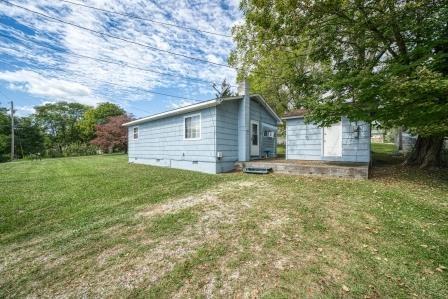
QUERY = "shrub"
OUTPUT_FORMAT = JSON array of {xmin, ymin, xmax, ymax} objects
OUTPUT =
[{"xmin": 62, "ymin": 143, "xmax": 98, "ymax": 157}]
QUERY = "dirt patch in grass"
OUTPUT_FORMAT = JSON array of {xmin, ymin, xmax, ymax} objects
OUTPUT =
[
  {"xmin": 2, "ymin": 158, "xmax": 447, "ymax": 298},
  {"xmin": 137, "ymin": 180, "xmax": 257, "ymax": 218}
]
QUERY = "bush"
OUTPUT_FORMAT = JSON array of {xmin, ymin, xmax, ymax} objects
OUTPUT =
[
  {"xmin": 43, "ymin": 143, "xmax": 98, "ymax": 158},
  {"xmin": 62, "ymin": 143, "xmax": 98, "ymax": 157},
  {"xmin": 44, "ymin": 147, "xmax": 63, "ymax": 158}
]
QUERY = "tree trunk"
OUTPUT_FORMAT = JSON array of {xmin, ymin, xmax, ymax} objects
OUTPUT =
[{"xmin": 403, "ymin": 135, "xmax": 445, "ymax": 168}]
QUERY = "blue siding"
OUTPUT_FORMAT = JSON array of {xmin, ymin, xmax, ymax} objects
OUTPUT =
[
  {"xmin": 128, "ymin": 107, "xmax": 218, "ymax": 173},
  {"xmin": 250, "ymin": 99, "xmax": 278, "ymax": 158},
  {"xmin": 215, "ymin": 98, "xmax": 278, "ymax": 172},
  {"xmin": 286, "ymin": 117, "xmax": 370, "ymax": 162},
  {"xmin": 261, "ymin": 124, "xmax": 277, "ymax": 157},
  {"xmin": 128, "ymin": 97, "xmax": 280, "ymax": 174},
  {"xmin": 216, "ymin": 100, "xmax": 239, "ymax": 172}
]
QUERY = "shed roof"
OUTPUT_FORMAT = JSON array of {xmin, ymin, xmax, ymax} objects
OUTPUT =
[
  {"xmin": 282, "ymin": 108, "xmax": 308, "ymax": 119},
  {"xmin": 123, "ymin": 94, "xmax": 282, "ymax": 126}
]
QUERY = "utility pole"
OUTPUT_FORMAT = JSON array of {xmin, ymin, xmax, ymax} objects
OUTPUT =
[{"xmin": 10, "ymin": 101, "xmax": 14, "ymax": 161}]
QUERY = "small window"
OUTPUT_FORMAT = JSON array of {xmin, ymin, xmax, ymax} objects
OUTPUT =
[
  {"xmin": 184, "ymin": 114, "xmax": 201, "ymax": 139},
  {"xmin": 133, "ymin": 127, "xmax": 139, "ymax": 140},
  {"xmin": 252, "ymin": 123, "xmax": 258, "ymax": 145},
  {"xmin": 263, "ymin": 130, "xmax": 275, "ymax": 138}
]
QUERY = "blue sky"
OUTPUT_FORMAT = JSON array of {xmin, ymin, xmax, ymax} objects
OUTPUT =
[{"xmin": 0, "ymin": 0, "xmax": 241, "ymax": 117}]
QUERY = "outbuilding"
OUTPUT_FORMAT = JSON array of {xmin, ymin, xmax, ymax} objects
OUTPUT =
[
  {"xmin": 283, "ymin": 109, "xmax": 371, "ymax": 163},
  {"xmin": 123, "ymin": 92, "xmax": 282, "ymax": 174}
]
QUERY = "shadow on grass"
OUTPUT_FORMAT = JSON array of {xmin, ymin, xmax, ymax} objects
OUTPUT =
[{"xmin": 371, "ymin": 143, "xmax": 448, "ymax": 189}]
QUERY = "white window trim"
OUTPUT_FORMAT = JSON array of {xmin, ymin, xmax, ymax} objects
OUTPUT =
[
  {"xmin": 250, "ymin": 119, "xmax": 260, "ymax": 156},
  {"xmin": 183, "ymin": 113, "xmax": 201, "ymax": 140},
  {"xmin": 262, "ymin": 122, "xmax": 277, "ymax": 138},
  {"xmin": 133, "ymin": 126, "xmax": 139, "ymax": 140}
]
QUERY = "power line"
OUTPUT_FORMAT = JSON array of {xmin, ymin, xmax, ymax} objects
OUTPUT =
[
  {"xmin": 0, "ymin": 31, "xmax": 234, "ymax": 87},
  {"xmin": 0, "ymin": 59, "xmax": 199, "ymax": 115},
  {"xmin": 1, "ymin": 1, "xmax": 287, "ymax": 80},
  {"xmin": 58, "ymin": 0, "xmax": 232, "ymax": 38},
  {"xmin": 0, "ymin": 0, "xmax": 235, "ymax": 70},
  {"xmin": 0, "ymin": 58, "xmax": 198, "ymax": 101}
]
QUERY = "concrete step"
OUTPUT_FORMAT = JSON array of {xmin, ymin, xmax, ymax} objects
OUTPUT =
[{"xmin": 236, "ymin": 160, "xmax": 369, "ymax": 179}]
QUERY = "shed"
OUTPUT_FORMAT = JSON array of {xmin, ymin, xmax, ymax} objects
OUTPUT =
[
  {"xmin": 123, "ymin": 94, "xmax": 282, "ymax": 174},
  {"xmin": 283, "ymin": 109, "xmax": 371, "ymax": 163}
]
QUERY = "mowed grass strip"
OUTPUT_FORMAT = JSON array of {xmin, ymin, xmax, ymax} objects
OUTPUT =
[
  {"xmin": 0, "ymin": 155, "xmax": 226, "ymax": 243},
  {"xmin": 146, "ymin": 209, "xmax": 199, "ymax": 237},
  {"xmin": 0, "ymin": 149, "xmax": 447, "ymax": 298}
]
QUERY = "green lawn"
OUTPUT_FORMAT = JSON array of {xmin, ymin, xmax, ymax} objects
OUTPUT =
[{"xmin": 1, "ymin": 153, "xmax": 447, "ymax": 298}]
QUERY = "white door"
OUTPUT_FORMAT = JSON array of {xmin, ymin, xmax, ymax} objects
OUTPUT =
[
  {"xmin": 323, "ymin": 121, "xmax": 342, "ymax": 157},
  {"xmin": 250, "ymin": 120, "xmax": 260, "ymax": 156}
]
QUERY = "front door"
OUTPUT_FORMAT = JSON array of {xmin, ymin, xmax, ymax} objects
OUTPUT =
[
  {"xmin": 323, "ymin": 121, "xmax": 342, "ymax": 157},
  {"xmin": 250, "ymin": 120, "xmax": 260, "ymax": 157}
]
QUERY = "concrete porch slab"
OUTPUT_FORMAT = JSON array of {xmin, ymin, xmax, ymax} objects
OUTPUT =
[{"xmin": 235, "ymin": 159, "xmax": 369, "ymax": 179}]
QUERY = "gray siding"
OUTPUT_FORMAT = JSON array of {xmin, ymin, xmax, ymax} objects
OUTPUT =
[
  {"xmin": 128, "ymin": 107, "xmax": 218, "ymax": 173},
  {"xmin": 286, "ymin": 117, "xmax": 370, "ymax": 162}
]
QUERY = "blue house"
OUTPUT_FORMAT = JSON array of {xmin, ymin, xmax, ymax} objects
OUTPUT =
[
  {"xmin": 123, "ymin": 93, "xmax": 282, "ymax": 174},
  {"xmin": 283, "ymin": 109, "xmax": 371, "ymax": 163}
]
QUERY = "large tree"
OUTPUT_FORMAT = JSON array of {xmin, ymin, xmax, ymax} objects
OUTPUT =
[
  {"xmin": 78, "ymin": 102, "xmax": 125, "ymax": 141},
  {"xmin": 15, "ymin": 116, "xmax": 45, "ymax": 158},
  {"xmin": 230, "ymin": 0, "xmax": 448, "ymax": 167},
  {"xmin": 0, "ymin": 107, "xmax": 10, "ymax": 161},
  {"xmin": 91, "ymin": 115, "xmax": 131, "ymax": 153},
  {"xmin": 34, "ymin": 102, "xmax": 90, "ymax": 152}
]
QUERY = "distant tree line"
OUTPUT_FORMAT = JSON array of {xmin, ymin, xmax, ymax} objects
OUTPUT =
[{"xmin": 0, "ymin": 102, "xmax": 132, "ymax": 162}]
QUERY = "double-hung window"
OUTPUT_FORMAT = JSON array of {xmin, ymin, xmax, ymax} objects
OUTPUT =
[
  {"xmin": 184, "ymin": 114, "xmax": 201, "ymax": 140},
  {"xmin": 133, "ymin": 127, "xmax": 139, "ymax": 140}
]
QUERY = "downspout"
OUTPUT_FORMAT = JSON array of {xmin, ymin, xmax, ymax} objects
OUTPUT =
[{"xmin": 238, "ymin": 79, "xmax": 250, "ymax": 161}]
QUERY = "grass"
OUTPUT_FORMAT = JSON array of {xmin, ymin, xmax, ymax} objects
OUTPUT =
[
  {"xmin": 1, "ymin": 152, "xmax": 447, "ymax": 297},
  {"xmin": 146, "ymin": 209, "xmax": 199, "ymax": 237}
]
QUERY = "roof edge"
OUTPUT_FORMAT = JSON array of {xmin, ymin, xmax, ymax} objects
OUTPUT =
[
  {"xmin": 122, "ymin": 99, "xmax": 219, "ymax": 126},
  {"xmin": 282, "ymin": 115, "xmax": 305, "ymax": 120},
  {"xmin": 123, "ymin": 94, "xmax": 282, "ymax": 127},
  {"xmin": 250, "ymin": 94, "xmax": 283, "ymax": 124}
]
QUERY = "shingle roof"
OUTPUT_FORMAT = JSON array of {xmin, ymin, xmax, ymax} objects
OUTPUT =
[{"xmin": 283, "ymin": 108, "xmax": 308, "ymax": 118}]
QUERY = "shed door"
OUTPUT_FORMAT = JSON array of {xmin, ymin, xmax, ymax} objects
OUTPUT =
[
  {"xmin": 250, "ymin": 120, "xmax": 260, "ymax": 156},
  {"xmin": 323, "ymin": 121, "xmax": 342, "ymax": 157}
]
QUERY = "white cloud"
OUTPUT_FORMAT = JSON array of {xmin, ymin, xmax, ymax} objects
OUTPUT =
[
  {"xmin": 14, "ymin": 105, "xmax": 35, "ymax": 116},
  {"xmin": 168, "ymin": 99, "xmax": 198, "ymax": 109},
  {"xmin": 0, "ymin": 0, "xmax": 242, "ymax": 113},
  {"xmin": 0, "ymin": 70, "xmax": 91, "ymax": 98}
]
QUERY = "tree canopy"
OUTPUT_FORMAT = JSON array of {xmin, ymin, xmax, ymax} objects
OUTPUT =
[
  {"xmin": 78, "ymin": 102, "xmax": 125, "ymax": 141},
  {"xmin": 91, "ymin": 115, "xmax": 131, "ymax": 153},
  {"xmin": 34, "ymin": 102, "xmax": 91, "ymax": 151},
  {"xmin": 0, "ymin": 101, "xmax": 130, "ymax": 161},
  {"xmin": 0, "ymin": 108, "xmax": 10, "ymax": 161},
  {"xmin": 230, "ymin": 0, "xmax": 448, "ymax": 167}
]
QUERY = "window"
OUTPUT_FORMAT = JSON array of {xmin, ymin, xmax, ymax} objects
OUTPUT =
[
  {"xmin": 263, "ymin": 130, "xmax": 275, "ymax": 138},
  {"xmin": 133, "ymin": 127, "xmax": 139, "ymax": 140},
  {"xmin": 184, "ymin": 114, "xmax": 201, "ymax": 139},
  {"xmin": 252, "ymin": 123, "xmax": 258, "ymax": 145}
]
